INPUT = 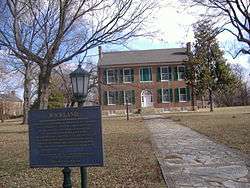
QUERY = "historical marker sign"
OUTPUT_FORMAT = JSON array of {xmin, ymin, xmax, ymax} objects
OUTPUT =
[{"xmin": 28, "ymin": 106, "xmax": 103, "ymax": 168}]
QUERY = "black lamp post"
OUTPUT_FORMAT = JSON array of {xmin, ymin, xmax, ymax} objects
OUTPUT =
[{"xmin": 62, "ymin": 64, "xmax": 90, "ymax": 188}]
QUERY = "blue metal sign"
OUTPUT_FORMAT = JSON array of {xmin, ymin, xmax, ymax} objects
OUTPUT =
[{"xmin": 28, "ymin": 106, "xmax": 103, "ymax": 168}]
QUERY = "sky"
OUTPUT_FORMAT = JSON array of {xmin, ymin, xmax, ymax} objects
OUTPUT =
[
  {"xmin": 98, "ymin": 1, "xmax": 250, "ymax": 73},
  {"xmin": 8, "ymin": 0, "xmax": 250, "ymax": 97}
]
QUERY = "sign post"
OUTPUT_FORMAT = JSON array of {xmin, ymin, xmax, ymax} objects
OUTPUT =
[
  {"xmin": 28, "ymin": 106, "xmax": 103, "ymax": 187},
  {"xmin": 62, "ymin": 167, "xmax": 72, "ymax": 188}
]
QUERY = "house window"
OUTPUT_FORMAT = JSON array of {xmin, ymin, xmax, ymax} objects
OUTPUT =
[
  {"xmin": 107, "ymin": 91, "xmax": 116, "ymax": 105},
  {"xmin": 124, "ymin": 90, "xmax": 132, "ymax": 104},
  {"xmin": 140, "ymin": 67, "xmax": 152, "ymax": 82},
  {"xmin": 162, "ymin": 89, "xmax": 170, "ymax": 103},
  {"xmin": 161, "ymin": 67, "xmax": 169, "ymax": 81},
  {"xmin": 123, "ymin": 68, "xmax": 132, "ymax": 83},
  {"xmin": 179, "ymin": 88, "xmax": 187, "ymax": 102},
  {"xmin": 178, "ymin": 66, "xmax": 185, "ymax": 80},
  {"xmin": 107, "ymin": 69, "xmax": 116, "ymax": 84}
]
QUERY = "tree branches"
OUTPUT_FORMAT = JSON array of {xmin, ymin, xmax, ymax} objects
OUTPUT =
[
  {"xmin": 0, "ymin": 0, "xmax": 158, "ymax": 65},
  {"xmin": 182, "ymin": 0, "xmax": 250, "ymax": 56},
  {"xmin": 0, "ymin": 0, "xmax": 158, "ymax": 109}
]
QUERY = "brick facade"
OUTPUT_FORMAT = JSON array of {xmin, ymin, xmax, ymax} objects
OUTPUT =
[
  {"xmin": 0, "ymin": 91, "xmax": 23, "ymax": 119},
  {"xmin": 98, "ymin": 46, "xmax": 195, "ymax": 114}
]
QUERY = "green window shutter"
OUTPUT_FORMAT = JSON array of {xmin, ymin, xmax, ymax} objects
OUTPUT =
[
  {"xmin": 118, "ymin": 91, "xmax": 124, "ymax": 105},
  {"xmin": 131, "ymin": 69, "xmax": 134, "ymax": 82},
  {"xmin": 157, "ymin": 89, "xmax": 162, "ymax": 103},
  {"xmin": 149, "ymin": 67, "xmax": 152, "ymax": 81},
  {"xmin": 169, "ymin": 88, "xmax": 173, "ymax": 102},
  {"xmin": 131, "ymin": 90, "xmax": 135, "ymax": 105},
  {"xmin": 140, "ymin": 69, "xmax": 143, "ymax": 81},
  {"xmin": 186, "ymin": 87, "xmax": 191, "ymax": 101},
  {"xmin": 103, "ymin": 91, "xmax": 108, "ymax": 105},
  {"xmin": 114, "ymin": 69, "xmax": 118, "ymax": 83},
  {"xmin": 169, "ymin": 67, "xmax": 172, "ymax": 80},
  {"xmin": 140, "ymin": 67, "xmax": 152, "ymax": 81},
  {"xmin": 119, "ymin": 69, "xmax": 123, "ymax": 83},
  {"xmin": 182, "ymin": 66, "xmax": 187, "ymax": 80},
  {"xmin": 174, "ymin": 67, "xmax": 178, "ymax": 80},
  {"xmin": 103, "ymin": 69, "xmax": 107, "ymax": 84},
  {"xmin": 144, "ymin": 68, "xmax": 149, "ymax": 81},
  {"xmin": 174, "ymin": 88, "xmax": 179, "ymax": 102},
  {"xmin": 115, "ymin": 91, "xmax": 119, "ymax": 104},
  {"xmin": 157, "ymin": 67, "xmax": 161, "ymax": 82}
]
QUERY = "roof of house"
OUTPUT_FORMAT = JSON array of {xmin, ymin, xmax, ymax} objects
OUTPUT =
[
  {"xmin": 0, "ymin": 93, "xmax": 22, "ymax": 102},
  {"xmin": 98, "ymin": 48, "xmax": 188, "ymax": 66}
]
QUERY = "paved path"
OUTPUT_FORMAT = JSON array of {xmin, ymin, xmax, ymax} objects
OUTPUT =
[{"xmin": 143, "ymin": 115, "xmax": 250, "ymax": 188}]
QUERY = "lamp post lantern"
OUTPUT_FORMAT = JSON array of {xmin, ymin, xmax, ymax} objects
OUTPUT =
[
  {"xmin": 70, "ymin": 64, "xmax": 90, "ymax": 106},
  {"xmin": 62, "ymin": 64, "xmax": 90, "ymax": 188}
]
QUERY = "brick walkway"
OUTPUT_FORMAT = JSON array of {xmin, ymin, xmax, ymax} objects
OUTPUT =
[{"xmin": 143, "ymin": 115, "xmax": 250, "ymax": 188}]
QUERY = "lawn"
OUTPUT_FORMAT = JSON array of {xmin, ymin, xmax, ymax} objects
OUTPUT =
[
  {"xmin": 0, "ymin": 118, "xmax": 165, "ymax": 188},
  {"xmin": 164, "ymin": 106, "xmax": 250, "ymax": 154}
]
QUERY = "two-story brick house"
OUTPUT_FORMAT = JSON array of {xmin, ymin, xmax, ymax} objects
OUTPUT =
[
  {"xmin": 0, "ymin": 91, "xmax": 23, "ymax": 119},
  {"xmin": 98, "ymin": 44, "xmax": 194, "ymax": 115}
]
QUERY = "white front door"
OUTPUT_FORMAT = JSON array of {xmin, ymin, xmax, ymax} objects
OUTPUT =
[{"xmin": 141, "ymin": 90, "xmax": 153, "ymax": 107}]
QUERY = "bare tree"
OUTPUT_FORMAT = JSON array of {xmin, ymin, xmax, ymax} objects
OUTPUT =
[
  {"xmin": 52, "ymin": 59, "xmax": 98, "ymax": 107},
  {"xmin": 231, "ymin": 63, "xmax": 248, "ymax": 105},
  {"xmin": 0, "ymin": 0, "xmax": 157, "ymax": 109},
  {"xmin": 51, "ymin": 64, "xmax": 73, "ymax": 107},
  {"xmin": 0, "ymin": 51, "xmax": 38, "ymax": 124},
  {"xmin": 180, "ymin": 0, "xmax": 250, "ymax": 57},
  {"xmin": 0, "ymin": 56, "xmax": 22, "ymax": 93}
]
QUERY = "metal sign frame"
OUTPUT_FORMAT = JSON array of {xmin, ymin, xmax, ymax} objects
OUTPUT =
[{"xmin": 28, "ymin": 106, "xmax": 103, "ymax": 168}]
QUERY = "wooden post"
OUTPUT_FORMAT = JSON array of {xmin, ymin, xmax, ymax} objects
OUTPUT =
[
  {"xmin": 0, "ymin": 101, "xmax": 4, "ymax": 123},
  {"xmin": 209, "ymin": 88, "xmax": 213, "ymax": 112},
  {"xmin": 126, "ymin": 97, "xmax": 129, "ymax": 121}
]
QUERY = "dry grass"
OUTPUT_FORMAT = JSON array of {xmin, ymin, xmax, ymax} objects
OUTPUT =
[
  {"xmin": 0, "ymin": 118, "xmax": 165, "ymax": 188},
  {"xmin": 164, "ymin": 106, "xmax": 250, "ymax": 154}
]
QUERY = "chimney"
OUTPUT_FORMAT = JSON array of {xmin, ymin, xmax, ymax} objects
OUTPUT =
[
  {"xmin": 98, "ymin": 46, "xmax": 103, "ymax": 61},
  {"xmin": 186, "ymin": 42, "xmax": 191, "ymax": 54}
]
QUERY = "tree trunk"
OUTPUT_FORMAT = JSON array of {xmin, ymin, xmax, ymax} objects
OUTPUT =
[
  {"xmin": 209, "ymin": 88, "xmax": 213, "ymax": 112},
  {"xmin": 37, "ymin": 65, "xmax": 52, "ymax": 110},
  {"xmin": 22, "ymin": 63, "xmax": 32, "ymax": 124}
]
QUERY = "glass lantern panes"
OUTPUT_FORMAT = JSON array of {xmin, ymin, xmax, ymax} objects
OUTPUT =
[{"xmin": 70, "ymin": 65, "xmax": 90, "ymax": 100}]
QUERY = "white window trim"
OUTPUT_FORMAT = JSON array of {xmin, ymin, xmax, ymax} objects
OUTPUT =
[
  {"xmin": 179, "ymin": 88, "xmax": 187, "ymax": 102},
  {"xmin": 107, "ymin": 91, "xmax": 116, "ymax": 105},
  {"xmin": 106, "ymin": 69, "xmax": 116, "ymax": 84},
  {"xmin": 123, "ymin": 68, "xmax": 132, "ymax": 83},
  {"xmin": 123, "ymin": 91, "xmax": 132, "ymax": 105},
  {"xmin": 139, "ymin": 67, "xmax": 153, "ymax": 83},
  {"xmin": 177, "ymin": 65, "xmax": 185, "ymax": 81},
  {"xmin": 160, "ymin": 66, "xmax": 169, "ymax": 82},
  {"xmin": 162, "ymin": 88, "xmax": 170, "ymax": 103}
]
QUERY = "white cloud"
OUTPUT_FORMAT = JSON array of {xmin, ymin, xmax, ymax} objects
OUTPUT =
[{"xmin": 124, "ymin": 0, "xmax": 250, "ymax": 70}]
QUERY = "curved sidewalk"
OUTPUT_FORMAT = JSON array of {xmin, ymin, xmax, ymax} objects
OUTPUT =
[{"xmin": 143, "ymin": 115, "xmax": 250, "ymax": 188}]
